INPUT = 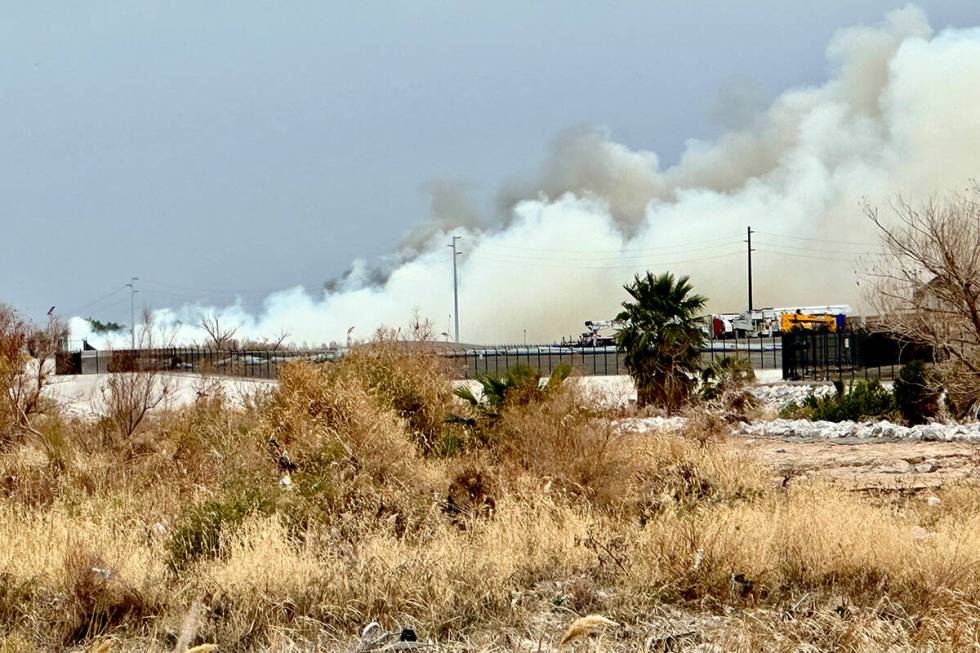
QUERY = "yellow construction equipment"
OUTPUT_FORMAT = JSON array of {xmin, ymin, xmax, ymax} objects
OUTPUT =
[{"xmin": 780, "ymin": 312, "xmax": 837, "ymax": 332}]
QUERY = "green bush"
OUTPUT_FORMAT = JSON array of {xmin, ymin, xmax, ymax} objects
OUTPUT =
[
  {"xmin": 893, "ymin": 361, "xmax": 940, "ymax": 425},
  {"xmin": 783, "ymin": 380, "xmax": 897, "ymax": 422},
  {"xmin": 166, "ymin": 483, "xmax": 281, "ymax": 571}
]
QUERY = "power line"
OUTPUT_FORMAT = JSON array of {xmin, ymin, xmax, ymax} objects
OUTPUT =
[
  {"xmin": 754, "ymin": 248, "xmax": 877, "ymax": 264},
  {"xmin": 140, "ymin": 279, "xmax": 284, "ymax": 297},
  {"xmin": 476, "ymin": 240, "xmax": 742, "ymax": 262},
  {"xmin": 752, "ymin": 230, "xmax": 879, "ymax": 247},
  {"xmin": 752, "ymin": 240, "xmax": 886, "ymax": 256},
  {"xmin": 63, "ymin": 284, "xmax": 129, "ymax": 316},
  {"xmin": 469, "ymin": 250, "xmax": 744, "ymax": 270},
  {"xmin": 138, "ymin": 287, "xmax": 258, "ymax": 302},
  {"xmin": 472, "ymin": 233, "xmax": 743, "ymax": 255},
  {"xmin": 82, "ymin": 295, "xmax": 133, "ymax": 316},
  {"xmin": 755, "ymin": 244, "xmax": 885, "ymax": 258}
]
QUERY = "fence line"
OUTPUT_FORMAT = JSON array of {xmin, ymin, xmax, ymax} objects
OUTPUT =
[
  {"xmin": 56, "ymin": 331, "xmax": 781, "ymax": 380},
  {"xmin": 55, "ymin": 329, "xmax": 926, "ymax": 382},
  {"xmin": 781, "ymin": 329, "xmax": 932, "ymax": 382}
]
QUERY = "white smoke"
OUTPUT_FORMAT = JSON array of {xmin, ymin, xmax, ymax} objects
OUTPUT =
[{"xmin": 70, "ymin": 6, "xmax": 980, "ymax": 347}]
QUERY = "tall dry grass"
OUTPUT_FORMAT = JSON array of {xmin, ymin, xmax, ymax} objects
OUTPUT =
[{"xmin": 0, "ymin": 343, "xmax": 977, "ymax": 650}]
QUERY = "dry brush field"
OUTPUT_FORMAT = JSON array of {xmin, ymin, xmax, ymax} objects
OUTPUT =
[{"xmin": 1, "ymin": 345, "xmax": 979, "ymax": 652}]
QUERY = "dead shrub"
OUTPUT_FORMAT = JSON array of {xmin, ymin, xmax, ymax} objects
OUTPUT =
[
  {"xmin": 629, "ymin": 481, "xmax": 980, "ymax": 612},
  {"xmin": 61, "ymin": 545, "xmax": 151, "ymax": 644},
  {"xmin": 339, "ymin": 339, "xmax": 458, "ymax": 454},
  {"xmin": 99, "ymin": 370, "xmax": 170, "ymax": 443},
  {"xmin": 264, "ymin": 360, "xmax": 423, "ymax": 481},
  {"xmin": 262, "ymin": 360, "xmax": 443, "ymax": 534},
  {"xmin": 677, "ymin": 405, "xmax": 731, "ymax": 445},
  {"xmin": 622, "ymin": 434, "xmax": 768, "ymax": 526},
  {"xmin": 493, "ymin": 386, "xmax": 629, "ymax": 507},
  {"xmin": 445, "ymin": 462, "xmax": 497, "ymax": 526}
]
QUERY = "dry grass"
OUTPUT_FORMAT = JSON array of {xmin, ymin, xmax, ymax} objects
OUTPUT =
[{"xmin": 0, "ymin": 345, "xmax": 978, "ymax": 651}]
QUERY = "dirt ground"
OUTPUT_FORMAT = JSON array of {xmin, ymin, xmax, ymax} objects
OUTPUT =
[{"xmin": 734, "ymin": 434, "xmax": 980, "ymax": 491}]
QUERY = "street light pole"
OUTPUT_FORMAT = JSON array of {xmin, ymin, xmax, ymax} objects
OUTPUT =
[
  {"xmin": 745, "ymin": 227, "xmax": 754, "ymax": 312},
  {"xmin": 448, "ymin": 236, "xmax": 461, "ymax": 343},
  {"xmin": 126, "ymin": 276, "xmax": 139, "ymax": 349}
]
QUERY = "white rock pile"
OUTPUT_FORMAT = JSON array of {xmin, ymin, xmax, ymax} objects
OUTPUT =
[
  {"xmin": 736, "ymin": 419, "xmax": 980, "ymax": 442},
  {"xmin": 617, "ymin": 414, "xmax": 980, "ymax": 443},
  {"xmin": 748, "ymin": 383, "xmax": 835, "ymax": 411},
  {"xmin": 616, "ymin": 416, "xmax": 687, "ymax": 433}
]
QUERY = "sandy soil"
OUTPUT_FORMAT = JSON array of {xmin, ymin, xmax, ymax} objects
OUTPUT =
[{"xmin": 734, "ymin": 435, "xmax": 980, "ymax": 491}]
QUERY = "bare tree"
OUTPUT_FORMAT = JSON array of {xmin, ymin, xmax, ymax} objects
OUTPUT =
[
  {"xmin": 0, "ymin": 305, "xmax": 67, "ymax": 441},
  {"xmin": 199, "ymin": 314, "xmax": 239, "ymax": 349},
  {"xmin": 100, "ymin": 311, "xmax": 172, "ymax": 443},
  {"xmin": 866, "ymin": 188, "xmax": 980, "ymax": 417},
  {"xmin": 240, "ymin": 328, "xmax": 291, "ymax": 352}
]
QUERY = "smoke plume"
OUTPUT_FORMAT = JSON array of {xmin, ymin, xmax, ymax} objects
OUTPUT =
[{"xmin": 71, "ymin": 6, "xmax": 980, "ymax": 346}]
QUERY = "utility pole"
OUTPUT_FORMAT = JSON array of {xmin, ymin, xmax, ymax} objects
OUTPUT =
[
  {"xmin": 126, "ymin": 276, "xmax": 139, "ymax": 349},
  {"xmin": 745, "ymin": 227, "xmax": 754, "ymax": 312},
  {"xmin": 448, "ymin": 236, "xmax": 461, "ymax": 343}
]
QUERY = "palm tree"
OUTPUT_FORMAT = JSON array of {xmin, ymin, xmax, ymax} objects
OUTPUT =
[
  {"xmin": 452, "ymin": 364, "xmax": 571, "ymax": 424},
  {"xmin": 615, "ymin": 272, "xmax": 707, "ymax": 410}
]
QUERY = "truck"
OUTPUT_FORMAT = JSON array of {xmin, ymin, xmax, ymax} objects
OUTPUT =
[
  {"xmin": 576, "ymin": 303, "xmax": 852, "ymax": 345},
  {"xmin": 779, "ymin": 311, "xmax": 840, "ymax": 333},
  {"xmin": 575, "ymin": 320, "xmax": 620, "ymax": 347},
  {"xmin": 708, "ymin": 305, "xmax": 852, "ymax": 338}
]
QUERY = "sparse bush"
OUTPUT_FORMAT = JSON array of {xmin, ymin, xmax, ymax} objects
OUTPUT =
[
  {"xmin": 894, "ymin": 360, "xmax": 941, "ymax": 425},
  {"xmin": 699, "ymin": 356, "xmax": 759, "ymax": 418},
  {"xmin": 445, "ymin": 462, "xmax": 497, "ymax": 525},
  {"xmin": 98, "ymin": 370, "xmax": 170, "ymax": 442},
  {"xmin": 678, "ymin": 405, "xmax": 731, "ymax": 445},
  {"xmin": 0, "ymin": 305, "xmax": 66, "ymax": 442},
  {"xmin": 782, "ymin": 380, "xmax": 897, "ymax": 422},
  {"xmin": 866, "ymin": 189, "xmax": 980, "ymax": 419},
  {"xmin": 623, "ymin": 433, "xmax": 768, "ymax": 524},
  {"xmin": 264, "ymin": 359, "xmax": 431, "ymax": 486}
]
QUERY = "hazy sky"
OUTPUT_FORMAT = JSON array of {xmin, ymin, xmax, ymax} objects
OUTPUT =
[{"xmin": 3, "ymin": 1, "xmax": 978, "ymax": 324}]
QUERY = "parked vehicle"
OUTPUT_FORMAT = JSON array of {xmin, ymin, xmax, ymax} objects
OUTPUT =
[
  {"xmin": 780, "ymin": 311, "xmax": 840, "ymax": 332},
  {"xmin": 708, "ymin": 304, "xmax": 852, "ymax": 338},
  {"xmin": 575, "ymin": 319, "xmax": 620, "ymax": 347}
]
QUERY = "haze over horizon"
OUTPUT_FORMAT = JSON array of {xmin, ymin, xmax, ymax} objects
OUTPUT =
[{"xmin": 4, "ymin": 2, "xmax": 980, "ymax": 345}]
